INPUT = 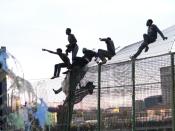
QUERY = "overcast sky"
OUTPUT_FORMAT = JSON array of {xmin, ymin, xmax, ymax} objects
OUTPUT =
[{"xmin": 0, "ymin": 0, "xmax": 175, "ymax": 80}]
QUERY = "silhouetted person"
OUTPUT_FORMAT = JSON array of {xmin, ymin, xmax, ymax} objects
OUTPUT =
[
  {"xmin": 131, "ymin": 19, "xmax": 168, "ymax": 59},
  {"xmin": 42, "ymin": 48, "xmax": 71, "ymax": 79},
  {"xmin": 62, "ymin": 81, "xmax": 95, "ymax": 105},
  {"xmin": 72, "ymin": 48, "xmax": 97, "ymax": 67},
  {"xmin": 65, "ymin": 28, "xmax": 79, "ymax": 62},
  {"xmin": 62, "ymin": 48, "xmax": 97, "ymax": 75},
  {"xmin": 73, "ymin": 82, "xmax": 95, "ymax": 104},
  {"xmin": 97, "ymin": 37, "xmax": 116, "ymax": 64}
]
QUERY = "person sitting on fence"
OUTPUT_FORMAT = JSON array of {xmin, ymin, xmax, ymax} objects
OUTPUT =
[
  {"xmin": 72, "ymin": 48, "xmax": 97, "ymax": 67},
  {"xmin": 42, "ymin": 48, "xmax": 71, "ymax": 79},
  {"xmin": 131, "ymin": 19, "xmax": 168, "ymax": 59},
  {"xmin": 65, "ymin": 28, "xmax": 79, "ymax": 62},
  {"xmin": 97, "ymin": 37, "xmax": 116, "ymax": 64},
  {"xmin": 62, "ymin": 48, "xmax": 97, "ymax": 75}
]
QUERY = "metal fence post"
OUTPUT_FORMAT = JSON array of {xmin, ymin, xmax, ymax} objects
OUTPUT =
[
  {"xmin": 131, "ymin": 59, "xmax": 136, "ymax": 131},
  {"xmin": 171, "ymin": 53, "xmax": 175, "ymax": 131},
  {"xmin": 97, "ymin": 63, "xmax": 101, "ymax": 131}
]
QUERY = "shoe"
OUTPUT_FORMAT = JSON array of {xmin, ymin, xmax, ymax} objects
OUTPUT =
[
  {"xmin": 50, "ymin": 76, "xmax": 57, "ymax": 79},
  {"xmin": 130, "ymin": 56, "xmax": 136, "ymax": 60},
  {"xmin": 62, "ymin": 70, "xmax": 70, "ymax": 74},
  {"xmin": 100, "ymin": 59, "xmax": 107, "ymax": 64},
  {"xmin": 145, "ymin": 47, "xmax": 149, "ymax": 52},
  {"xmin": 108, "ymin": 56, "xmax": 112, "ymax": 60},
  {"xmin": 53, "ymin": 89, "xmax": 59, "ymax": 94},
  {"xmin": 95, "ymin": 57, "xmax": 100, "ymax": 63},
  {"xmin": 108, "ymin": 57, "xmax": 112, "ymax": 60}
]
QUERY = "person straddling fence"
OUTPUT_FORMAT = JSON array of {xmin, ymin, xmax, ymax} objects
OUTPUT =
[
  {"xmin": 97, "ymin": 37, "xmax": 116, "ymax": 64},
  {"xmin": 131, "ymin": 19, "xmax": 168, "ymax": 59},
  {"xmin": 62, "ymin": 48, "xmax": 97, "ymax": 75},
  {"xmin": 65, "ymin": 28, "xmax": 79, "ymax": 62},
  {"xmin": 42, "ymin": 48, "xmax": 71, "ymax": 79},
  {"xmin": 72, "ymin": 48, "xmax": 97, "ymax": 67}
]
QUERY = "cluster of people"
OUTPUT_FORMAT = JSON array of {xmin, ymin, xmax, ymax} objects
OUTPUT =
[
  {"xmin": 42, "ymin": 28, "xmax": 116, "ymax": 80},
  {"xmin": 42, "ymin": 19, "xmax": 168, "ymax": 104},
  {"xmin": 42, "ymin": 28, "xmax": 116, "ymax": 104}
]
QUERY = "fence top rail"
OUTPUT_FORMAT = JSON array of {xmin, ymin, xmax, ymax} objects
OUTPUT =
[{"xmin": 89, "ymin": 52, "xmax": 173, "ymax": 69}]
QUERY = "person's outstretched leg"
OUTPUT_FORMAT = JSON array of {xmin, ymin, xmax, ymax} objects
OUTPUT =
[
  {"xmin": 51, "ymin": 63, "xmax": 67, "ymax": 79},
  {"xmin": 145, "ymin": 46, "xmax": 149, "ymax": 52},
  {"xmin": 51, "ymin": 64, "xmax": 59, "ymax": 79},
  {"xmin": 97, "ymin": 49, "xmax": 108, "ymax": 64},
  {"xmin": 132, "ymin": 44, "xmax": 145, "ymax": 59},
  {"xmin": 143, "ymin": 34, "xmax": 150, "ymax": 52},
  {"xmin": 132, "ymin": 34, "xmax": 149, "ymax": 59}
]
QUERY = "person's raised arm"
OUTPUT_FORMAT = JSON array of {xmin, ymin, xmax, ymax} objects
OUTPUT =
[
  {"xmin": 155, "ymin": 25, "xmax": 168, "ymax": 40},
  {"xmin": 99, "ymin": 38, "xmax": 107, "ymax": 42},
  {"xmin": 42, "ymin": 48, "xmax": 57, "ymax": 54}
]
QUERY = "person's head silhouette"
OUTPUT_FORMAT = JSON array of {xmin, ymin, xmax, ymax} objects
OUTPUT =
[
  {"xmin": 82, "ymin": 48, "xmax": 87, "ymax": 53},
  {"xmin": 107, "ymin": 37, "xmax": 111, "ymax": 41},
  {"xmin": 146, "ymin": 19, "xmax": 153, "ymax": 26},
  {"xmin": 66, "ymin": 28, "xmax": 71, "ymax": 35},
  {"xmin": 56, "ymin": 48, "xmax": 62, "ymax": 54}
]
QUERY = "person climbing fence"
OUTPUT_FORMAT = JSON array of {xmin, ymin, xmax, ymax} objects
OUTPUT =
[
  {"xmin": 131, "ymin": 19, "xmax": 168, "ymax": 59},
  {"xmin": 53, "ymin": 79, "xmax": 95, "ymax": 105},
  {"xmin": 62, "ymin": 48, "xmax": 97, "ymax": 75},
  {"xmin": 73, "ymin": 81, "xmax": 95, "ymax": 104},
  {"xmin": 42, "ymin": 48, "xmax": 71, "ymax": 79},
  {"xmin": 65, "ymin": 28, "xmax": 79, "ymax": 62},
  {"xmin": 97, "ymin": 37, "xmax": 116, "ymax": 64},
  {"xmin": 72, "ymin": 48, "xmax": 97, "ymax": 67}
]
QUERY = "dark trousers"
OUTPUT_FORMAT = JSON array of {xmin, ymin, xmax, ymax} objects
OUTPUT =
[
  {"xmin": 72, "ymin": 45, "xmax": 79, "ymax": 62},
  {"xmin": 72, "ymin": 57, "xmax": 89, "ymax": 67},
  {"xmin": 54, "ymin": 63, "xmax": 67, "ymax": 77},
  {"xmin": 133, "ymin": 34, "xmax": 156, "ymax": 58},
  {"xmin": 65, "ymin": 44, "xmax": 79, "ymax": 62},
  {"xmin": 98, "ymin": 49, "xmax": 113, "ymax": 61}
]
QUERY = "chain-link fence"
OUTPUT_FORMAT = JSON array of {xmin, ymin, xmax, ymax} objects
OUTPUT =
[
  {"xmin": 1, "ymin": 53, "xmax": 175, "ymax": 131},
  {"xmin": 72, "ymin": 53, "xmax": 175, "ymax": 131}
]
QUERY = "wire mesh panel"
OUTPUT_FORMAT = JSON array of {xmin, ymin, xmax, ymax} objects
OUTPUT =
[
  {"xmin": 73, "ymin": 61, "xmax": 133, "ymax": 131},
  {"xmin": 73, "ymin": 66, "xmax": 98, "ymax": 130},
  {"xmin": 100, "ymin": 62, "xmax": 132, "ymax": 131},
  {"xmin": 135, "ymin": 54, "xmax": 172, "ymax": 131}
]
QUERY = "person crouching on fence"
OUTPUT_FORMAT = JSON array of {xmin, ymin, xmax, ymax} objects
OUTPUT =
[
  {"xmin": 97, "ymin": 37, "xmax": 116, "ymax": 64},
  {"xmin": 42, "ymin": 48, "xmax": 71, "ymax": 79},
  {"xmin": 131, "ymin": 19, "xmax": 168, "ymax": 59}
]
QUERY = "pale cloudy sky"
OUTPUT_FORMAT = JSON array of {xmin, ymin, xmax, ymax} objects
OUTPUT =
[{"xmin": 0, "ymin": 0, "xmax": 175, "ymax": 80}]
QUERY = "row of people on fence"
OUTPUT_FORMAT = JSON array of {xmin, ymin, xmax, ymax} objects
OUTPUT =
[
  {"xmin": 42, "ymin": 29, "xmax": 115, "ymax": 104},
  {"xmin": 42, "ymin": 28, "xmax": 116, "ymax": 79},
  {"xmin": 42, "ymin": 19, "xmax": 168, "ymax": 105},
  {"xmin": 42, "ymin": 19, "xmax": 168, "ymax": 79}
]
